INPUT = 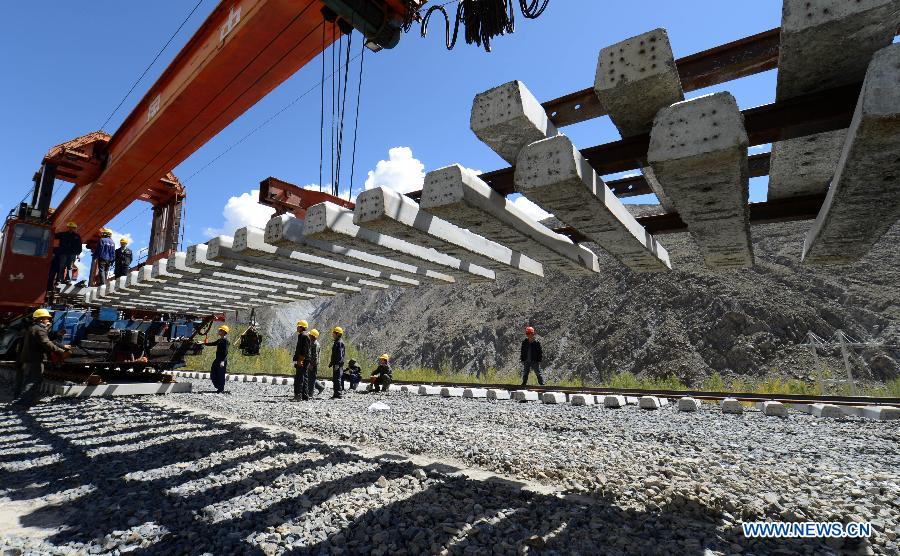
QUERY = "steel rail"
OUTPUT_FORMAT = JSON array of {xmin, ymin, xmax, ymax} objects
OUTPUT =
[
  {"xmin": 171, "ymin": 369, "xmax": 900, "ymax": 408},
  {"xmin": 355, "ymin": 378, "xmax": 900, "ymax": 408},
  {"xmin": 543, "ymin": 28, "xmax": 781, "ymax": 127}
]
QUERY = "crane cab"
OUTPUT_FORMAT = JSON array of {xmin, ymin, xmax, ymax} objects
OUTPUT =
[{"xmin": 0, "ymin": 214, "xmax": 53, "ymax": 319}]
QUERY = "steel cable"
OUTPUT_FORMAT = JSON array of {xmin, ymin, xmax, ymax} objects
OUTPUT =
[
  {"xmin": 98, "ymin": 0, "xmax": 205, "ymax": 131},
  {"xmin": 413, "ymin": 0, "xmax": 550, "ymax": 52},
  {"xmin": 348, "ymin": 40, "xmax": 366, "ymax": 201}
]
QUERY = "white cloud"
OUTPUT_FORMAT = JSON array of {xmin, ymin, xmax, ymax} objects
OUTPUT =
[
  {"xmin": 510, "ymin": 194, "xmax": 551, "ymax": 221},
  {"xmin": 74, "ymin": 246, "xmax": 89, "ymax": 281},
  {"xmin": 364, "ymin": 147, "xmax": 425, "ymax": 194},
  {"xmin": 302, "ymin": 183, "xmax": 352, "ymax": 198},
  {"xmin": 204, "ymin": 189, "xmax": 275, "ymax": 237}
]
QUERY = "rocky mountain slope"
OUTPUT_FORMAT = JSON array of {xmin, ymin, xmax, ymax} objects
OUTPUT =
[{"xmin": 258, "ymin": 206, "xmax": 900, "ymax": 385}]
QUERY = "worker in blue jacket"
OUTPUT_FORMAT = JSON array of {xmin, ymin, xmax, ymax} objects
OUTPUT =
[{"xmin": 93, "ymin": 228, "xmax": 116, "ymax": 285}]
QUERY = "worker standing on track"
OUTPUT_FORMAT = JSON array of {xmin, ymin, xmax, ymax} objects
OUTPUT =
[
  {"xmin": 114, "ymin": 238, "xmax": 133, "ymax": 278},
  {"xmin": 93, "ymin": 228, "xmax": 116, "ymax": 285},
  {"xmin": 12, "ymin": 309, "xmax": 70, "ymax": 408},
  {"xmin": 329, "ymin": 326, "xmax": 345, "ymax": 399},
  {"xmin": 370, "ymin": 354, "xmax": 393, "ymax": 393},
  {"xmin": 520, "ymin": 326, "xmax": 545, "ymax": 386},
  {"xmin": 293, "ymin": 320, "xmax": 311, "ymax": 401},
  {"xmin": 47, "ymin": 246, "xmax": 63, "ymax": 293},
  {"xmin": 307, "ymin": 329, "xmax": 326, "ymax": 398},
  {"xmin": 202, "ymin": 325, "xmax": 230, "ymax": 393},
  {"xmin": 55, "ymin": 222, "xmax": 82, "ymax": 284}
]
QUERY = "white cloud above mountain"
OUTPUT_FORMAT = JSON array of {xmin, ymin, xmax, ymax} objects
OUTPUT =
[
  {"xmin": 364, "ymin": 146, "xmax": 425, "ymax": 194},
  {"xmin": 204, "ymin": 189, "xmax": 275, "ymax": 237}
]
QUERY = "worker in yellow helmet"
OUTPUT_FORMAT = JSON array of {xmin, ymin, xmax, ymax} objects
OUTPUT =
[
  {"xmin": 292, "ymin": 320, "xmax": 311, "ymax": 401},
  {"xmin": 114, "ymin": 237, "xmax": 133, "ymax": 278},
  {"xmin": 306, "ymin": 329, "xmax": 326, "ymax": 398},
  {"xmin": 201, "ymin": 324, "xmax": 230, "ymax": 393},
  {"xmin": 328, "ymin": 326, "xmax": 346, "ymax": 399},
  {"xmin": 54, "ymin": 222, "xmax": 83, "ymax": 285},
  {"xmin": 369, "ymin": 353, "xmax": 393, "ymax": 393},
  {"xmin": 12, "ymin": 309, "xmax": 71, "ymax": 407},
  {"xmin": 93, "ymin": 228, "xmax": 116, "ymax": 285}
]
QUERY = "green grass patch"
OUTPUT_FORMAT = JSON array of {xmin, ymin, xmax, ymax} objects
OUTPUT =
[{"xmin": 184, "ymin": 333, "xmax": 900, "ymax": 398}]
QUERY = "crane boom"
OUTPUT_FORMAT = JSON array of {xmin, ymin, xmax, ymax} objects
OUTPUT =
[{"xmin": 52, "ymin": 0, "xmax": 407, "ymax": 236}]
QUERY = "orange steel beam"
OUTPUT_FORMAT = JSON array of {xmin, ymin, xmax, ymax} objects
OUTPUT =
[
  {"xmin": 52, "ymin": 0, "xmax": 358, "ymax": 234},
  {"xmin": 258, "ymin": 176, "xmax": 355, "ymax": 218}
]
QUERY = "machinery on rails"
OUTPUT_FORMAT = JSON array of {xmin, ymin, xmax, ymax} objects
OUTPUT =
[{"xmin": 0, "ymin": 0, "xmax": 440, "ymax": 382}]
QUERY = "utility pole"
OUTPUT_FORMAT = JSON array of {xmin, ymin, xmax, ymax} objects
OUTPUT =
[
  {"xmin": 808, "ymin": 332, "xmax": 826, "ymax": 395},
  {"xmin": 836, "ymin": 329, "xmax": 857, "ymax": 396}
]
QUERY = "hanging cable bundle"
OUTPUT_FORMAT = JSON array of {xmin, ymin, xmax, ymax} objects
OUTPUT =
[{"xmin": 408, "ymin": 0, "xmax": 550, "ymax": 52}]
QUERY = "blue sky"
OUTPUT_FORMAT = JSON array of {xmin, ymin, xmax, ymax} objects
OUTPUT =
[{"xmin": 0, "ymin": 1, "xmax": 786, "ymax": 257}]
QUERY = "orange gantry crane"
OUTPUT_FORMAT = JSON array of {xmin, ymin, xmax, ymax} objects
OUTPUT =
[{"xmin": 0, "ymin": 0, "xmax": 415, "ymax": 318}]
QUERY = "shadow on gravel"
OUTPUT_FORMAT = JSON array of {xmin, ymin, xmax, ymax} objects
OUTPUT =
[{"xmin": 0, "ymin": 395, "xmax": 834, "ymax": 555}]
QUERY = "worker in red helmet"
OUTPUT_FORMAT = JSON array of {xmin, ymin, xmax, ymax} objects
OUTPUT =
[{"xmin": 520, "ymin": 326, "xmax": 544, "ymax": 386}]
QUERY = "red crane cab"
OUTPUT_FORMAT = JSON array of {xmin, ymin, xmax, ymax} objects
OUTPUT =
[{"xmin": 0, "ymin": 215, "xmax": 53, "ymax": 319}]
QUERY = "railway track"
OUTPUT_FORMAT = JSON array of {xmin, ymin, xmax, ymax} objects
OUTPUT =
[{"xmin": 177, "ymin": 370, "xmax": 900, "ymax": 408}]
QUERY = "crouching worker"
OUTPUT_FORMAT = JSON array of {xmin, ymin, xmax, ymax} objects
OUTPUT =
[
  {"xmin": 13, "ymin": 309, "xmax": 71, "ymax": 408},
  {"xmin": 343, "ymin": 359, "xmax": 362, "ymax": 392},
  {"xmin": 202, "ymin": 325, "xmax": 230, "ymax": 393},
  {"xmin": 370, "ymin": 354, "xmax": 392, "ymax": 392}
]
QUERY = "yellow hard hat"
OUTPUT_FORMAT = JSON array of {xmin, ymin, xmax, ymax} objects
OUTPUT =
[
  {"xmin": 32, "ymin": 308, "xmax": 51, "ymax": 319},
  {"xmin": 296, "ymin": 320, "xmax": 308, "ymax": 328},
  {"xmin": 66, "ymin": 222, "xmax": 77, "ymax": 229},
  {"xmin": 120, "ymin": 238, "xmax": 128, "ymax": 245},
  {"xmin": 379, "ymin": 353, "xmax": 390, "ymax": 361},
  {"xmin": 332, "ymin": 326, "xmax": 344, "ymax": 335},
  {"xmin": 309, "ymin": 329, "xmax": 319, "ymax": 339},
  {"xmin": 218, "ymin": 325, "xmax": 230, "ymax": 333}
]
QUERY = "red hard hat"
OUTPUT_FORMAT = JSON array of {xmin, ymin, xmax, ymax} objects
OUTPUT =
[{"xmin": 525, "ymin": 326, "xmax": 535, "ymax": 335}]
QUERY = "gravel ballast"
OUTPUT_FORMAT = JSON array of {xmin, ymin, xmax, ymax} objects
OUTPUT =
[{"xmin": 1, "ymin": 377, "xmax": 898, "ymax": 555}]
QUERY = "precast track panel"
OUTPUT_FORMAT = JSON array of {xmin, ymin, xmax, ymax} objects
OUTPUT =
[
  {"xmin": 354, "ymin": 186, "xmax": 539, "ymax": 278},
  {"xmin": 303, "ymin": 202, "xmax": 490, "ymax": 282},
  {"xmin": 231, "ymin": 227, "xmax": 406, "ymax": 288},
  {"xmin": 768, "ymin": 0, "xmax": 900, "ymax": 200},
  {"xmin": 265, "ymin": 213, "xmax": 452, "ymax": 284},
  {"xmin": 419, "ymin": 164, "xmax": 600, "ymax": 275},
  {"xmin": 802, "ymin": 43, "xmax": 900, "ymax": 264},
  {"xmin": 204, "ymin": 235, "xmax": 377, "ymax": 292},
  {"xmin": 187, "ymin": 243, "xmax": 339, "ymax": 296},
  {"xmin": 515, "ymin": 135, "xmax": 672, "ymax": 273}
]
